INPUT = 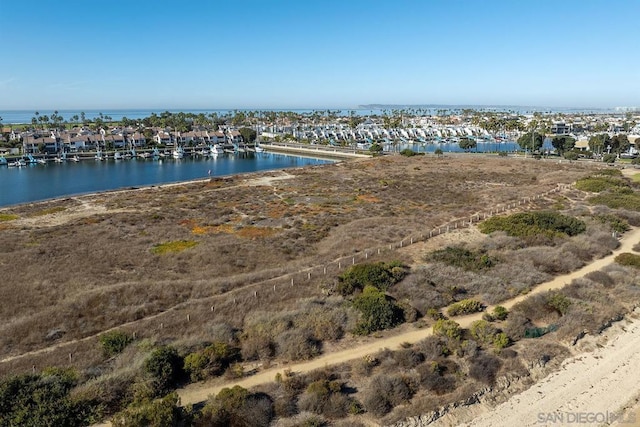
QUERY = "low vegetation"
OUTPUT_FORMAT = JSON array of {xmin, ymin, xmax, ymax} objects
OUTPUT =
[
  {"xmin": 151, "ymin": 240, "xmax": 199, "ymax": 255},
  {"xmin": 0, "ymin": 368, "xmax": 98, "ymax": 426},
  {"xmin": 575, "ymin": 175, "xmax": 628, "ymax": 193},
  {"xmin": 478, "ymin": 211, "xmax": 586, "ymax": 242},
  {"xmin": 99, "ymin": 330, "xmax": 134, "ymax": 358},
  {"xmin": 336, "ymin": 261, "xmax": 407, "ymax": 295},
  {"xmin": 615, "ymin": 252, "xmax": 640, "ymax": 269},
  {"xmin": 426, "ymin": 246, "xmax": 496, "ymax": 271},
  {"xmin": 446, "ymin": 299, "xmax": 483, "ymax": 316},
  {"xmin": 0, "ymin": 213, "xmax": 18, "ymax": 221}
]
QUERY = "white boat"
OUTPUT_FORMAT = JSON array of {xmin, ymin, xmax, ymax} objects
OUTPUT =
[
  {"xmin": 37, "ymin": 158, "xmax": 47, "ymax": 165},
  {"xmin": 113, "ymin": 151, "xmax": 123, "ymax": 160},
  {"xmin": 53, "ymin": 156, "xmax": 64, "ymax": 163},
  {"xmin": 210, "ymin": 144, "xmax": 224, "ymax": 155},
  {"xmin": 255, "ymin": 144, "xmax": 265, "ymax": 153},
  {"xmin": 71, "ymin": 155, "xmax": 80, "ymax": 162},
  {"xmin": 8, "ymin": 159, "xmax": 26, "ymax": 167},
  {"xmin": 95, "ymin": 150, "xmax": 104, "ymax": 161},
  {"xmin": 172, "ymin": 146, "xmax": 185, "ymax": 159}
]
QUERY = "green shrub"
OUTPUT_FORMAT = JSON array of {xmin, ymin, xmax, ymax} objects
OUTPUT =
[
  {"xmin": 426, "ymin": 246, "xmax": 496, "ymax": 271},
  {"xmin": 615, "ymin": 252, "xmax": 640, "ymax": 269},
  {"xmin": 432, "ymin": 319, "xmax": 462, "ymax": 340},
  {"xmin": 563, "ymin": 152, "xmax": 578, "ymax": 161},
  {"xmin": 99, "ymin": 330, "xmax": 134, "ymax": 358},
  {"xmin": 144, "ymin": 346, "xmax": 184, "ymax": 396},
  {"xmin": 492, "ymin": 306, "xmax": 509, "ymax": 321},
  {"xmin": 112, "ymin": 393, "xmax": 187, "ymax": 427},
  {"xmin": 352, "ymin": 286, "xmax": 404, "ymax": 335},
  {"xmin": 447, "ymin": 299, "xmax": 483, "ymax": 317},
  {"xmin": 493, "ymin": 332, "xmax": 510, "ymax": 349},
  {"xmin": 336, "ymin": 261, "xmax": 407, "ymax": 295},
  {"xmin": 400, "ymin": 148, "xmax": 417, "ymax": 157},
  {"xmin": 595, "ymin": 214, "xmax": 630, "ymax": 233},
  {"xmin": 598, "ymin": 168, "xmax": 623, "ymax": 176},
  {"xmin": 546, "ymin": 292, "xmax": 571, "ymax": 316},
  {"xmin": 197, "ymin": 386, "xmax": 274, "ymax": 427},
  {"xmin": 426, "ymin": 308, "xmax": 445, "ymax": 320},
  {"xmin": 588, "ymin": 189, "xmax": 640, "ymax": 211},
  {"xmin": 184, "ymin": 342, "xmax": 240, "ymax": 381},
  {"xmin": 478, "ymin": 211, "xmax": 586, "ymax": 240},
  {"xmin": 0, "ymin": 369, "xmax": 98, "ymax": 426},
  {"xmin": 603, "ymin": 154, "xmax": 617, "ymax": 163},
  {"xmin": 298, "ymin": 379, "xmax": 355, "ymax": 419},
  {"xmin": 469, "ymin": 320, "xmax": 497, "ymax": 344},
  {"xmin": 575, "ymin": 176, "xmax": 628, "ymax": 193}
]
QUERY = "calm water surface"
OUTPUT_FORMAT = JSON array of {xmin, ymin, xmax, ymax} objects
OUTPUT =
[{"xmin": 0, "ymin": 153, "xmax": 331, "ymax": 207}]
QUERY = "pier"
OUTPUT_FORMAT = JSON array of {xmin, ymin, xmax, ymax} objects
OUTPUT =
[{"xmin": 262, "ymin": 142, "xmax": 371, "ymax": 159}]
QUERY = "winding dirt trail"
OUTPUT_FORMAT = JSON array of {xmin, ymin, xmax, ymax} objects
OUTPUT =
[{"xmin": 176, "ymin": 226, "xmax": 640, "ymax": 407}]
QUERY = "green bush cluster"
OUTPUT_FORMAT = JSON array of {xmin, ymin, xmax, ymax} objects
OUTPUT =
[
  {"xmin": 99, "ymin": 330, "xmax": 134, "ymax": 358},
  {"xmin": 546, "ymin": 292, "xmax": 571, "ymax": 316},
  {"xmin": 432, "ymin": 319, "xmax": 462, "ymax": 340},
  {"xmin": 595, "ymin": 214, "xmax": 630, "ymax": 233},
  {"xmin": 183, "ymin": 342, "xmax": 240, "ymax": 382},
  {"xmin": 492, "ymin": 305, "xmax": 509, "ymax": 321},
  {"xmin": 575, "ymin": 176, "xmax": 628, "ymax": 193},
  {"xmin": 588, "ymin": 188, "xmax": 640, "ymax": 211},
  {"xmin": 597, "ymin": 168, "xmax": 623, "ymax": 177},
  {"xmin": 0, "ymin": 368, "xmax": 99, "ymax": 426},
  {"xmin": 478, "ymin": 211, "xmax": 586, "ymax": 239},
  {"xmin": 196, "ymin": 385, "xmax": 274, "ymax": 427},
  {"xmin": 111, "ymin": 392, "xmax": 188, "ymax": 427},
  {"xmin": 447, "ymin": 299, "xmax": 483, "ymax": 317},
  {"xmin": 144, "ymin": 346, "xmax": 184, "ymax": 396},
  {"xmin": 426, "ymin": 246, "xmax": 496, "ymax": 271},
  {"xmin": 615, "ymin": 252, "xmax": 640, "ymax": 269},
  {"xmin": 352, "ymin": 286, "xmax": 404, "ymax": 335},
  {"xmin": 400, "ymin": 148, "xmax": 418, "ymax": 157},
  {"xmin": 336, "ymin": 261, "xmax": 407, "ymax": 295}
]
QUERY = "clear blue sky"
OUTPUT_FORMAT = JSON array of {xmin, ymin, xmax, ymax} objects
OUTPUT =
[{"xmin": 1, "ymin": 0, "xmax": 638, "ymax": 110}]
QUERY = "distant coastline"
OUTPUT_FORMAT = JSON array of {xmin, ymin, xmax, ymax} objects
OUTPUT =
[{"xmin": 0, "ymin": 105, "xmax": 630, "ymax": 124}]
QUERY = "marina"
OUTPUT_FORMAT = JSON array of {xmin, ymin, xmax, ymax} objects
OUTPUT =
[{"xmin": 0, "ymin": 151, "xmax": 332, "ymax": 207}]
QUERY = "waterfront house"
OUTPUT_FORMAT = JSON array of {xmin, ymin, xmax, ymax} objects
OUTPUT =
[
  {"xmin": 66, "ymin": 134, "xmax": 93, "ymax": 152},
  {"xmin": 129, "ymin": 132, "xmax": 146, "ymax": 147},
  {"xmin": 227, "ymin": 130, "xmax": 243, "ymax": 144},
  {"xmin": 154, "ymin": 131, "xmax": 172, "ymax": 146},
  {"xmin": 22, "ymin": 135, "xmax": 40, "ymax": 154}
]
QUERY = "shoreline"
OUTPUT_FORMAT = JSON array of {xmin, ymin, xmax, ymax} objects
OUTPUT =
[{"xmin": 0, "ymin": 151, "xmax": 343, "ymax": 210}]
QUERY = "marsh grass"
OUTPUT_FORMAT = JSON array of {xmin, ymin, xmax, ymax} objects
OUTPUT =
[
  {"xmin": 0, "ymin": 213, "xmax": 18, "ymax": 221},
  {"xmin": 151, "ymin": 240, "xmax": 199, "ymax": 255}
]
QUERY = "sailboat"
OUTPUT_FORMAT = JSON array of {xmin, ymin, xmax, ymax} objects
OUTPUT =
[{"xmin": 172, "ymin": 145, "xmax": 185, "ymax": 159}]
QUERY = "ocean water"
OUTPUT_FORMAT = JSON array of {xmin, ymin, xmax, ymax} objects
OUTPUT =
[
  {"xmin": 0, "ymin": 106, "xmax": 615, "ymax": 124},
  {"xmin": 0, "ymin": 152, "xmax": 332, "ymax": 207}
]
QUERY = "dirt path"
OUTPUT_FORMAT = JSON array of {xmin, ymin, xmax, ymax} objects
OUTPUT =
[{"xmin": 176, "ymin": 226, "xmax": 640, "ymax": 407}]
